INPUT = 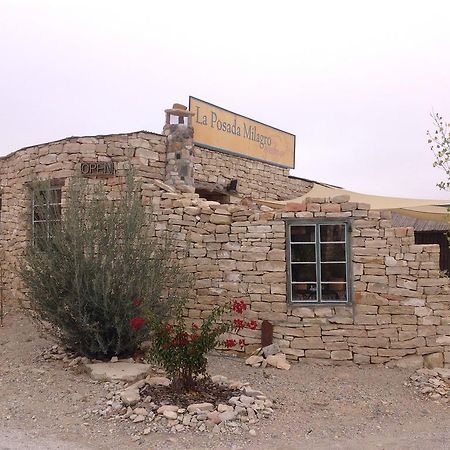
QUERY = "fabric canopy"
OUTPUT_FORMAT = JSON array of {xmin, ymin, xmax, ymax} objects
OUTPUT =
[{"xmin": 257, "ymin": 183, "xmax": 450, "ymax": 222}]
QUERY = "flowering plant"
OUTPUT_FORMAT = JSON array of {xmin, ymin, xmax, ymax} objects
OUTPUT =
[{"xmin": 143, "ymin": 298, "xmax": 256, "ymax": 391}]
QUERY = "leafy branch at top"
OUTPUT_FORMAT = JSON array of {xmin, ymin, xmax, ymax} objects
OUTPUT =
[{"xmin": 428, "ymin": 112, "xmax": 450, "ymax": 190}]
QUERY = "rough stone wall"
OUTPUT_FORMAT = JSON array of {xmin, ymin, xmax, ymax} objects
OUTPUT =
[
  {"xmin": 193, "ymin": 145, "xmax": 312, "ymax": 200},
  {"xmin": 147, "ymin": 191, "xmax": 450, "ymax": 367},
  {"xmin": 0, "ymin": 131, "xmax": 166, "ymax": 301}
]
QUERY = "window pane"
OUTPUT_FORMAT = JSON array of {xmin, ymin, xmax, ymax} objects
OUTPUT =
[
  {"xmin": 292, "ymin": 283, "xmax": 317, "ymax": 302},
  {"xmin": 290, "ymin": 225, "xmax": 315, "ymax": 243},
  {"xmin": 48, "ymin": 221, "xmax": 60, "ymax": 238},
  {"xmin": 292, "ymin": 263, "xmax": 316, "ymax": 282},
  {"xmin": 320, "ymin": 243, "xmax": 346, "ymax": 261},
  {"xmin": 33, "ymin": 190, "xmax": 48, "ymax": 206},
  {"xmin": 321, "ymin": 283, "xmax": 347, "ymax": 302},
  {"xmin": 320, "ymin": 224, "xmax": 345, "ymax": 242},
  {"xmin": 49, "ymin": 204, "xmax": 61, "ymax": 220},
  {"xmin": 49, "ymin": 188, "xmax": 62, "ymax": 204},
  {"xmin": 33, "ymin": 206, "xmax": 47, "ymax": 222},
  {"xmin": 321, "ymin": 263, "xmax": 346, "ymax": 282},
  {"xmin": 33, "ymin": 222, "xmax": 47, "ymax": 242},
  {"xmin": 291, "ymin": 244, "xmax": 316, "ymax": 262}
]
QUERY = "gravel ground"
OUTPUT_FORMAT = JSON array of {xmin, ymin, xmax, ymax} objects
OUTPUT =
[{"xmin": 1, "ymin": 310, "xmax": 449, "ymax": 450}]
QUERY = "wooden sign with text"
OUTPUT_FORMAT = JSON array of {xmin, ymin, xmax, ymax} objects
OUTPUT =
[
  {"xmin": 189, "ymin": 97, "xmax": 295, "ymax": 169},
  {"xmin": 80, "ymin": 161, "xmax": 115, "ymax": 177}
]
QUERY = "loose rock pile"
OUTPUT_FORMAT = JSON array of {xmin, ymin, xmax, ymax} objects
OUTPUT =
[
  {"xmin": 88, "ymin": 374, "xmax": 274, "ymax": 435},
  {"xmin": 40, "ymin": 344, "xmax": 90, "ymax": 366},
  {"xmin": 409, "ymin": 368, "xmax": 450, "ymax": 403},
  {"xmin": 39, "ymin": 345, "xmax": 275, "ymax": 434},
  {"xmin": 245, "ymin": 344, "xmax": 291, "ymax": 370}
]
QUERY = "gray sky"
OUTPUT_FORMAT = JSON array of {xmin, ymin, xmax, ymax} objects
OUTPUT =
[{"xmin": 1, "ymin": 0, "xmax": 449, "ymax": 199}]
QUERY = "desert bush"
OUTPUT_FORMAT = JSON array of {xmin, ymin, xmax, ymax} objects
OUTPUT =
[{"xmin": 20, "ymin": 174, "xmax": 191, "ymax": 359}]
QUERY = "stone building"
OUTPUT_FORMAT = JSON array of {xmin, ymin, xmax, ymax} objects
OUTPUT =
[{"xmin": 1, "ymin": 103, "xmax": 449, "ymax": 369}]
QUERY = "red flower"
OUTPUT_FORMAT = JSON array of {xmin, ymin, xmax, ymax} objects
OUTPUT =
[
  {"xmin": 132, "ymin": 297, "xmax": 142, "ymax": 307},
  {"xmin": 129, "ymin": 316, "xmax": 145, "ymax": 331},
  {"xmin": 224, "ymin": 339, "xmax": 237, "ymax": 348},
  {"xmin": 164, "ymin": 323, "xmax": 173, "ymax": 333},
  {"xmin": 172, "ymin": 331, "xmax": 189, "ymax": 347},
  {"xmin": 232, "ymin": 299, "xmax": 247, "ymax": 314},
  {"xmin": 247, "ymin": 320, "xmax": 257, "ymax": 330},
  {"xmin": 233, "ymin": 318, "xmax": 245, "ymax": 329},
  {"xmin": 239, "ymin": 339, "xmax": 246, "ymax": 349}
]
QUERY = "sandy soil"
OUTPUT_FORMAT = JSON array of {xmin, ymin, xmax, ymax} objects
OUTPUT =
[{"xmin": 1, "ymin": 310, "xmax": 449, "ymax": 450}]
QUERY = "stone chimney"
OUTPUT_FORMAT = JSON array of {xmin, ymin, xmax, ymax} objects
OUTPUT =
[{"xmin": 163, "ymin": 103, "xmax": 195, "ymax": 193}]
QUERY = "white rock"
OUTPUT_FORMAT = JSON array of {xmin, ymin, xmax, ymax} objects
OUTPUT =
[
  {"xmin": 133, "ymin": 415, "xmax": 145, "ymax": 423},
  {"xmin": 163, "ymin": 410, "xmax": 178, "ymax": 420},
  {"xmin": 211, "ymin": 375, "xmax": 229, "ymax": 385},
  {"xmin": 239, "ymin": 395, "xmax": 255, "ymax": 406},
  {"xmin": 219, "ymin": 410, "xmax": 237, "ymax": 422},
  {"xmin": 145, "ymin": 376, "xmax": 171, "ymax": 386},
  {"xmin": 157, "ymin": 405, "xmax": 178, "ymax": 414},
  {"xmin": 187, "ymin": 402, "xmax": 215, "ymax": 413},
  {"xmin": 85, "ymin": 362, "xmax": 152, "ymax": 382},
  {"xmin": 266, "ymin": 353, "xmax": 290, "ymax": 370},
  {"xmin": 120, "ymin": 389, "xmax": 140, "ymax": 406},
  {"xmin": 245, "ymin": 355, "xmax": 264, "ymax": 366},
  {"xmin": 133, "ymin": 407, "xmax": 148, "ymax": 416}
]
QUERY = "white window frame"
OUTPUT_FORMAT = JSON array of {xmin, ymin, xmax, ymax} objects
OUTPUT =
[{"xmin": 286, "ymin": 219, "xmax": 352, "ymax": 305}]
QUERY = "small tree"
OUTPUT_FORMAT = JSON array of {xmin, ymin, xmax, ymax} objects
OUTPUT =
[
  {"xmin": 428, "ymin": 112, "xmax": 450, "ymax": 190},
  {"xmin": 20, "ymin": 174, "xmax": 192, "ymax": 359}
]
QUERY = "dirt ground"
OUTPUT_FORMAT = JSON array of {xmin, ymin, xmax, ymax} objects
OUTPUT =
[{"xmin": 1, "ymin": 310, "xmax": 449, "ymax": 450}]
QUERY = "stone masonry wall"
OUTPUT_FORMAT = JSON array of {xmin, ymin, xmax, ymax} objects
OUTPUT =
[
  {"xmin": 0, "ymin": 131, "xmax": 167, "ymax": 301},
  {"xmin": 193, "ymin": 145, "xmax": 312, "ymax": 200},
  {"xmin": 1, "ymin": 125, "xmax": 449, "ymax": 368},
  {"xmin": 147, "ymin": 191, "xmax": 450, "ymax": 368}
]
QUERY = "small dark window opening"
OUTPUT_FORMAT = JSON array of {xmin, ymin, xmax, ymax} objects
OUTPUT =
[
  {"xmin": 195, "ymin": 188, "xmax": 230, "ymax": 204},
  {"xmin": 415, "ymin": 231, "xmax": 450, "ymax": 274}
]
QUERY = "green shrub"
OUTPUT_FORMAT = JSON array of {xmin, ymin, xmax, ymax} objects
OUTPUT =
[
  {"xmin": 20, "ymin": 174, "xmax": 191, "ymax": 359},
  {"xmin": 146, "ymin": 298, "xmax": 256, "ymax": 392}
]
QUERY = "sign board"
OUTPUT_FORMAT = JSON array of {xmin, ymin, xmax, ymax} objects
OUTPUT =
[
  {"xmin": 189, "ymin": 97, "xmax": 295, "ymax": 169},
  {"xmin": 80, "ymin": 161, "xmax": 115, "ymax": 177}
]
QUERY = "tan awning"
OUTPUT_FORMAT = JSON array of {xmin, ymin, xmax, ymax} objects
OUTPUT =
[{"xmin": 257, "ymin": 184, "xmax": 450, "ymax": 222}]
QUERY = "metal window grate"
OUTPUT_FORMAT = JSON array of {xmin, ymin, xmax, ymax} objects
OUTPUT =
[{"xmin": 32, "ymin": 186, "xmax": 62, "ymax": 246}]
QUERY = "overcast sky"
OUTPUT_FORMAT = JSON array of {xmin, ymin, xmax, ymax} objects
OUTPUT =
[{"xmin": 1, "ymin": 0, "xmax": 449, "ymax": 199}]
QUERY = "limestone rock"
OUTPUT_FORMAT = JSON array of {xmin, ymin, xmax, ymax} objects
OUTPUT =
[
  {"xmin": 145, "ymin": 376, "xmax": 171, "ymax": 386},
  {"xmin": 424, "ymin": 352, "xmax": 444, "ymax": 369},
  {"xmin": 266, "ymin": 353, "xmax": 291, "ymax": 370},
  {"xmin": 85, "ymin": 362, "xmax": 152, "ymax": 382},
  {"xmin": 187, "ymin": 402, "xmax": 215, "ymax": 413},
  {"xmin": 157, "ymin": 405, "xmax": 178, "ymax": 414},
  {"xmin": 120, "ymin": 389, "xmax": 141, "ymax": 406},
  {"xmin": 245, "ymin": 355, "xmax": 264, "ymax": 366},
  {"xmin": 261, "ymin": 343, "xmax": 280, "ymax": 358},
  {"xmin": 219, "ymin": 410, "xmax": 237, "ymax": 422},
  {"xmin": 386, "ymin": 355, "xmax": 423, "ymax": 370},
  {"xmin": 163, "ymin": 410, "xmax": 178, "ymax": 420}
]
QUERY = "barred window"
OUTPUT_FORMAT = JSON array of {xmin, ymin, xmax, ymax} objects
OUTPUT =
[
  {"xmin": 32, "ymin": 186, "xmax": 62, "ymax": 246},
  {"xmin": 287, "ymin": 220, "xmax": 351, "ymax": 305}
]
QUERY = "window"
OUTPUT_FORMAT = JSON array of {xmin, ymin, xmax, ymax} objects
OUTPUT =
[
  {"xmin": 287, "ymin": 220, "xmax": 351, "ymax": 305},
  {"xmin": 32, "ymin": 186, "xmax": 62, "ymax": 246}
]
